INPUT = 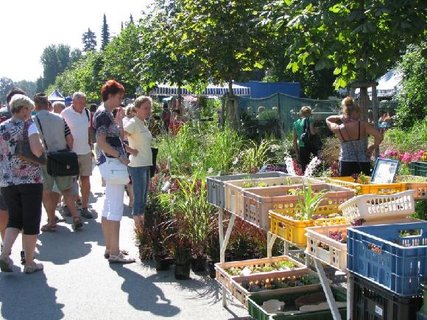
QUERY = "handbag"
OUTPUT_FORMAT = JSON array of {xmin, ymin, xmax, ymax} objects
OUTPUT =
[
  {"xmin": 150, "ymin": 147, "xmax": 158, "ymax": 178},
  {"xmin": 15, "ymin": 121, "xmax": 46, "ymax": 165},
  {"xmin": 35, "ymin": 116, "xmax": 79, "ymax": 176},
  {"xmin": 300, "ymin": 118, "xmax": 311, "ymax": 145},
  {"xmin": 99, "ymin": 157, "xmax": 129, "ymax": 185}
]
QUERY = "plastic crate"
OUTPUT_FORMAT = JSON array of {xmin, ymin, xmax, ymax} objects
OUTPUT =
[
  {"xmin": 397, "ymin": 175, "xmax": 427, "ymax": 200},
  {"xmin": 242, "ymin": 183, "xmax": 354, "ymax": 230},
  {"xmin": 207, "ymin": 172, "xmax": 287, "ymax": 208},
  {"xmin": 350, "ymin": 273, "xmax": 422, "ymax": 320},
  {"xmin": 325, "ymin": 176, "xmax": 406, "ymax": 195},
  {"xmin": 347, "ymin": 221, "xmax": 427, "ymax": 296},
  {"xmin": 410, "ymin": 162, "xmax": 427, "ymax": 177},
  {"xmin": 228, "ymin": 268, "xmax": 319, "ymax": 307},
  {"xmin": 306, "ymin": 224, "xmax": 349, "ymax": 272},
  {"xmin": 215, "ymin": 255, "xmax": 307, "ymax": 294},
  {"xmin": 339, "ymin": 190, "xmax": 415, "ymax": 223},
  {"xmin": 248, "ymin": 285, "xmax": 347, "ymax": 320},
  {"xmin": 223, "ymin": 176, "xmax": 314, "ymax": 216},
  {"xmin": 269, "ymin": 209, "xmax": 347, "ymax": 248}
]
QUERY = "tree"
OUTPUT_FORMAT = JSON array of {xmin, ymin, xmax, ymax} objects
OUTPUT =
[
  {"xmin": 101, "ymin": 14, "xmax": 110, "ymax": 50},
  {"xmin": 395, "ymin": 42, "xmax": 427, "ymax": 128},
  {"xmin": 0, "ymin": 77, "xmax": 14, "ymax": 104},
  {"xmin": 82, "ymin": 28, "xmax": 97, "ymax": 52},
  {"xmin": 15, "ymin": 80, "xmax": 37, "ymax": 98},
  {"xmin": 261, "ymin": 1, "xmax": 427, "ymax": 89},
  {"xmin": 40, "ymin": 44, "xmax": 72, "ymax": 90}
]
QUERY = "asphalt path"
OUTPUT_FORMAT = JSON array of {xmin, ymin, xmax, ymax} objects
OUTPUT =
[{"xmin": 0, "ymin": 168, "xmax": 249, "ymax": 320}]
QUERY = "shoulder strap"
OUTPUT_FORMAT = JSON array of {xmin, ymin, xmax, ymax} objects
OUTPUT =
[
  {"xmin": 35, "ymin": 116, "xmax": 49, "ymax": 152},
  {"xmin": 358, "ymin": 121, "xmax": 361, "ymax": 140},
  {"xmin": 85, "ymin": 108, "xmax": 90, "ymax": 122}
]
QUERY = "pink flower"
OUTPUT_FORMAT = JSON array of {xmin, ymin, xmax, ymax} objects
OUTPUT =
[{"xmin": 400, "ymin": 152, "xmax": 413, "ymax": 164}]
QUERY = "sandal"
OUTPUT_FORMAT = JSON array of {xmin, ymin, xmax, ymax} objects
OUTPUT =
[
  {"xmin": 108, "ymin": 252, "xmax": 135, "ymax": 264},
  {"xmin": 23, "ymin": 262, "xmax": 44, "ymax": 274},
  {"xmin": 0, "ymin": 257, "xmax": 13, "ymax": 272},
  {"xmin": 104, "ymin": 249, "xmax": 129, "ymax": 259},
  {"xmin": 72, "ymin": 217, "xmax": 83, "ymax": 231},
  {"xmin": 41, "ymin": 224, "xmax": 56, "ymax": 232}
]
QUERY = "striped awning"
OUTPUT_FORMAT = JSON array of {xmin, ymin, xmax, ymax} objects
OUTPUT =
[{"xmin": 152, "ymin": 83, "xmax": 251, "ymax": 96}]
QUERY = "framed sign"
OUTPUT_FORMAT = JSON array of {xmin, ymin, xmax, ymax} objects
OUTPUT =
[{"xmin": 371, "ymin": 158, "xmax": 399, "ymax": 184}]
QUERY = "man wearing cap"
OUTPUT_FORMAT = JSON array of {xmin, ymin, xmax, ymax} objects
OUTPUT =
[{"xmin": 61, "ymin": 92, "xmax": 93, "ymax": 219}]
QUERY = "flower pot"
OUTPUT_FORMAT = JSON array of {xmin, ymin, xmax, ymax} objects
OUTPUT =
[
  {"xmin": 155, "ymin": 254, "xmax": 174, "ymax": 271},
  {"xmin": 207, "ymin": 260, "xmax": 216, "ymax": 279},
  {"xmin": 174, "ymin": 261, "xmax": 191, "ymax": 280},
  {"xmin": 191, "ymin": 255, "xmax": 207, "ymax": 273}
]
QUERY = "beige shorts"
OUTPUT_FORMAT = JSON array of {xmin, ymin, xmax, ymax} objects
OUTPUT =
[
  {"xmin": 78, "ymin": 152, "xmax": 93, "ymax": 176},
  {"xmin": 42, "ymin": 166, "xmax": 73, "ymax": 192}
]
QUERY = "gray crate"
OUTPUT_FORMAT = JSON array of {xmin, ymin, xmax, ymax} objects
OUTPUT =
[{"xmin": 207, "ymin": 172, "xmax": 287, "ymax": 208}]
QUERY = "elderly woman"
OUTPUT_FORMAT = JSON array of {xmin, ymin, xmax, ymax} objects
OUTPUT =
[
  {"xmin": 0, "ymin": 94, "xmax": 45, "ymax": 273},
  {"xmin": 326, "ymin": 96, "xmax": 383, "ymax": 176},
  {"xmin": 124, "ymin": 96, "xmax": 153, "ymax": 230},
  {"xmin": 94, "ymin": 80, "xmax": 135, "ymax": 264}
]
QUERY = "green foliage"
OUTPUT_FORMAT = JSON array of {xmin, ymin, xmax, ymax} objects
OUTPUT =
[
  {"xmin": 261, "ymin": 1, "xmax": 427, "ymax": 88},
  {"xmin": 0, "ymin": 77, "xmax": 14, "ymax": 104},
  {"xmin": 382, "ymin": 118, "xmax": 427, "ymax": 153},
  {"xmin": 396, "ymin": 43, "xmax": 427, "ymax": 128},
  {"xmin": 295, "ymin": 183, "xmax": 327, "ymax": 220}
]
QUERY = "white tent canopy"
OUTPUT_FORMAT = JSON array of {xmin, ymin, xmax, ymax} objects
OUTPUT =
[
  {"xmin": 48, "ymin": 89, "xmax": 65, "ymax": 102},
  {"xmin": 354, "ymin": 69, "xmax": 402, "ymax": 99},
  {"xmin": 152, "ymin": 83, "xmax": 251, "ymax": 96}
]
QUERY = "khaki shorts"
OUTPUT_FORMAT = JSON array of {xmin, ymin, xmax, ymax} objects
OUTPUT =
[
  {"xmin": 78, "ymin": 152, "xmax": 93, "ymax": 177},
  {"xmin": 42, "ymin": 166, "xmax": 73, "ymax": 192}
]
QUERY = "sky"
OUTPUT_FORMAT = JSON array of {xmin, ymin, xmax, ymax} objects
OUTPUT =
[{"xmin": 0, "ymin": 0, "xmax": 153, "ymax": 82}]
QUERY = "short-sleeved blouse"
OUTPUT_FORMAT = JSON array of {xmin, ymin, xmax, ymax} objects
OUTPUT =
[
  {"xmin": 0, "ymin": 118, "xmax": 43, "ymax": 187},
  {"xmin": 93, "ymin": 105, "xmax": 126, "ymax": 165}
]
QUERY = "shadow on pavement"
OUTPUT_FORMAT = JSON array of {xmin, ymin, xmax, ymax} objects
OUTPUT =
[
  {"xmin": 111, "ymin": 265, "xmax": 181, "ymax": 317},
  {"xmin": 0, "ymin": 272, "xmax": 64, "ymax": 320},
  {"xmin": 36, "ymin": 217, "xmax": 102, "ymax": 265}
]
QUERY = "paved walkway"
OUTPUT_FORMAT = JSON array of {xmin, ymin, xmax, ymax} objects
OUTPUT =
[{"xmin": 0, "ymin": 169, "xmax": 248, "ymax": 320}]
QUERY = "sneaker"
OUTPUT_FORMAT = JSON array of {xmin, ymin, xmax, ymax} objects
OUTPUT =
[
  {"xmin": 80, "ymin": 208, "xmax": 93, "ymax": 219},
  {"xmin": 23, "ymin": 262, "xmax": 43, "ymax": 274},
  {"xmin": 72, "ymin": 218, "xmax": 83, "ymax": 231}
]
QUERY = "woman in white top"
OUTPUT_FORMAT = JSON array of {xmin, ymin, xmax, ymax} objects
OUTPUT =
[{"xmin": 124, "ymin": 96, "xmax": 153, "ymax": 229}]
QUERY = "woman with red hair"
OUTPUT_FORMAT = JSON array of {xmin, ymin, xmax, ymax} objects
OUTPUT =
[{"xmin": 94, "ymin": 80, "xmax": 135, "ymax": 264}]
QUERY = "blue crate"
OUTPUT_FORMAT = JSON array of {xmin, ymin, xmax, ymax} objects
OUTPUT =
[
  {"xmin": 207, "ymin": 172, "xmax": 287, "ymax": 208},
  {"xmin": 347, "ymin": 222, "xmax": 427, "ymax": 296}
]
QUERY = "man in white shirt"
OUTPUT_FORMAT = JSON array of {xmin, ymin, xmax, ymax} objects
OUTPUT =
[{"xmin": 61, "ymin": 92, "xmax": 93, "ymax": 219}]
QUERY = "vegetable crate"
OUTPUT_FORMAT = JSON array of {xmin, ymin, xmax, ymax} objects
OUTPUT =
[
  {"xmin": 347, "ymin": 221, "xmax": 427, "ymax": 296},
  {"xmin": 223, "ymin": 176, "xmax": 315, "ymax": 217},
  {"xmin": 215, "ymin": 255, "xmax": 307, "ymax": 294},
  {"xmin": 269, "ymin": 209, "xmax": 348, "ymax": 248},
  {"xmin": 397, "ymin": 175, "xmax": 427, "ymax": 200},
  {"xmin": 228, "ymin": 268, "xmax": 319, "ymax": 307},
  {"xmin": 242, "ymin": 183, "xmax": 354, "ymax": 231},
  {"xmin": 325, "ymin": 176, "xmax": 406, "ymax": 195},
  {"xmin": 207, "ymin": 172, "xmax": 287, "ymax": 208},
  {"xmin": 350, "ymin": 273, "xmax": 422, "ymax": 320},
  {"xmin": 248, "ymin": 285, "xmax": 347, "ymax": 320},
  {"xmin": 305, "ymin": 224, "xmax": 349, "ymax": 272},
  {"xmin": 339, "ymin": 190, "xmax": 415, "ymax": 223},
  {"xmin": 410, "ymin": 162, "xmax": 427, "ymax": 177}
]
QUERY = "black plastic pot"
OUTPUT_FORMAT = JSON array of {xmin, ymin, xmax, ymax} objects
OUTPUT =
[
  {"xmin": 155, "ymin": 255, "xmax": 174, "ymax": 271},
  {"xmin": 207, "ymin": 260, "xmax": 216, "ymax": 279},
  {"xmin": 174, "ymin": 262, "xmax": 191, "ymax": 280},
  {"xmin": 191, "ymin": 255, "xmax": 207, "ymax": 273}
]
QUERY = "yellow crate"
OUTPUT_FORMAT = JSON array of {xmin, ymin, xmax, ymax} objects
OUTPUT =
[
  {"xmin": 396, "ymin": 175, "xmax": 427, "ymax": 200},
  {"xmin": 269, "ymin": 209, "xmax": 347, "ymax": 248},
  {"xmin": 325, "ymin": 176, "xmax": 406, "ymax": 195}
]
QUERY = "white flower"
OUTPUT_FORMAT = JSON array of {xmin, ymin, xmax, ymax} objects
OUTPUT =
[
  {"xmin": 232, "ymin": 157, "xmax": 239, "ymax": 165},
  {"xmin": 207, "ymin": 167, "xmax": 214, "ymax": 174},
  {"xmin": 270, "ymin": 144, "xmax": 280, "ymax": 152},
  {"xmin": 304, "ymin": 157, "xmax": 322, "ymax": 177},
  {"xmin": 284, "ymin": 156, "xmax": 296, "ymax": 176}
]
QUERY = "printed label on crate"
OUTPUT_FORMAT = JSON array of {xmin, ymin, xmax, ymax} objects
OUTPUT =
[{"xmin": 375, "ymin": 305, "xmax": 383, "ymax": 316}]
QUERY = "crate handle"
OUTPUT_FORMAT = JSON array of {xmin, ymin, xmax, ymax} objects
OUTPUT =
[
  {"xmin": 364, "ymin": 241, "xmax": 383, "ymax": 254},
  {"xmin": 398, "ymin": 228, "xmax": 423, "ymax": 238}
]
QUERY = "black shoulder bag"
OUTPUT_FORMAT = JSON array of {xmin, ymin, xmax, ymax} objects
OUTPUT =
[{"xmin": 36, "ymin": 116, "xmax": 80, "ymax": 177}]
